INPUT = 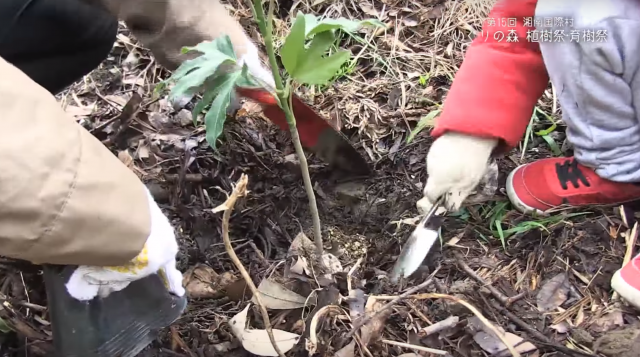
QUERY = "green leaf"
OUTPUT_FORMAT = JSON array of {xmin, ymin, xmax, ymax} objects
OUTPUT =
[
  {"xmin": 541, "ymin": 134, "xmax": 563, "ymax": 156},
  {"xmin": 295, "ymin": 49, "xmax": 351, "ymax": 85},
  {"xmin": 281, "ymin": 24, "xmax": 351, "ymax": 85},
  {"xmin": 281, "ymin": 13, "xmax": 307, "ymax": 76},
  {"xmin": 281, "ymin": 14, "xmax": 385, "ymax": 86},
  {"xmin": 406, "ymin": 109, "xmax": 441, "ymax": 143},
  {"xmin": 202, "ymin": 70, "xmax": 243, "ymax": 150},
  {"xmin": 290, "ymin": 31, "xmax": 349, "ymax": 84},
  {"xmin": 535, "ymin": 122, "xmax": 557, "ymax": 136},
  {"xmin": 167, "ymin": 35, "xmax": 238, "ymax": 102},
  {"xmin": 191, "ymin": 71, "xmax": 238, "ymax": 126},
  {"xmin": 303, "ymin": 31, "xmax": 337, "ymax": 61}
]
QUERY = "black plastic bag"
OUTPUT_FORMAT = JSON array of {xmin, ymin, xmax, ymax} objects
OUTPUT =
[{"xmin": 43, "ymin": 265, "xmax": 187, "ymax": 357}]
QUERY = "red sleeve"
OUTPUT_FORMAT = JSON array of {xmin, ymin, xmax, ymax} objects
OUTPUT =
[{"xmin": 430, "ymin": 0, "xmax": 549, "ymax": 151}]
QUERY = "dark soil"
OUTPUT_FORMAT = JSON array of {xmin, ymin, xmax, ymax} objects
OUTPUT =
[{"xmin": 0, "ymin": 3, "xmax": 638, "ymax": 357}]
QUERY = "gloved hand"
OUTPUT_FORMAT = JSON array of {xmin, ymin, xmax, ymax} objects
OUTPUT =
[
  {"xmin": 417, "ymin": 132, "xmax": 499, "ymax": 213},
  {"xmin": 237, "ymin": 42, "xmax": 276, "ymax": 89},
  {"xmin": 65, "ymin": 187, "xmax": 185, "ymax": 301}
]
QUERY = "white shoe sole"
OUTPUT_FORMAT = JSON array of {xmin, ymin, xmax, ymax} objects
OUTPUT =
[
  {"xmin": 611, "ymin": 269, "xmax": 640, "ymax": 310},
  {"xmin": 505, "ymin": 164, "xmax": 548, "ymax": 216}
]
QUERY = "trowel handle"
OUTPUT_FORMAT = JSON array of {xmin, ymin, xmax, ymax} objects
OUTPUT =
[{"xmin": 417, "ymin": 196, "xmax": 445, "ymax": 228}]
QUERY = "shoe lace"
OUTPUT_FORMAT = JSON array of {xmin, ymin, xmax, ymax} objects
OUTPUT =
[{"xmin": 555, "ymin": 159, "xmax": 590, "ymax": 190}]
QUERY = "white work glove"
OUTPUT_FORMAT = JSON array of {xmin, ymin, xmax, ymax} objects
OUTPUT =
[
  {"xmin": 65, "ymin": 187, "xmax": 186, "ymax": 301},
  {"xmin": 417, "ymin": 132, "xmax": 499, "ymax": 214},
  {"xmin": 238, "ymin": 42, "xmax": 276, "ymax": 89}
]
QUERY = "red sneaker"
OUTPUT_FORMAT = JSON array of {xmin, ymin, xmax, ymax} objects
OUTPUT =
[
  {"xmin": 612, "ymin": 253, "xmax": 640, "ymax": 310},
  {"xmin": 506, "ymin": 157, "xmax": 640, "ymax": 214}
]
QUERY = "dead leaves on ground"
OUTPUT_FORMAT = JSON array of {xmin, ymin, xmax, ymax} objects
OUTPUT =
[
  {"xmin": 284, "ymin": 232, "xmax": 344, "ymax": 287},
  {"xmin": 468, "ymin": 316, "xmax": 537, "ymax": 356},
  {"xmin": 182, "ymin": 264, "xmax": 238, "ymax": 299},
  {"xmin": 252, "ymin": 279, "xmax": 308, "ymax": 310},
  {"xmin": 229, "ymin": 304, "xmax": 301, "ymax": 356},
  {"xmin": 536, "ymin": 272, "xmax": 571, "ymax": 313}
]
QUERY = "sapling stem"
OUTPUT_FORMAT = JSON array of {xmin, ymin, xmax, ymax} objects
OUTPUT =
[{"xmin": 250, "ymin": 0, "xmax": 324, "ymax": 256}]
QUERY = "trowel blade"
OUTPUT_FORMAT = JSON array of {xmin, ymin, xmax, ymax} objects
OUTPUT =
[
  {"xmin": 390, "ymin": 227, "xmax": 440, "ymax": 283},
  {"xmin": 43, "ymin": 264, "xmax": 187, "ymax": 357},
  {"xmin": 235, "ymin": 87, "xmax": 371, "ymax": 176}
]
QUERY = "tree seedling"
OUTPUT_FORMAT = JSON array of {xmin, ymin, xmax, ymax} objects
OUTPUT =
[{"xmin": 160, "ymin": 0, "xmax": 384, "ymax": 256}]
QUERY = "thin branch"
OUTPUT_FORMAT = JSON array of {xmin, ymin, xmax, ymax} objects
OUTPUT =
[
  {"xmin": 381, "ymin": 339, "xmax": 448, "ymax": 355},
  {"xmin": 376, "ymin": 293, "xmax": 521, "ymax": 357},
  {"xmin": 249, "ymin": 0, "xmax": 323, "ymax": 256},
  {"xmin": 219, "ymin": 174, "xmax": 285, "ymax": 357},
  {"xmin": 453, "ymin": 251, "xmax": 520, "ymax": 306},
  {"xmin": 485, "ymin": 298, "xmax": 597, "ymax": 357},
  {"xmin": 346, "ymin": 272, "xmax": 437, "ymax": 338}
]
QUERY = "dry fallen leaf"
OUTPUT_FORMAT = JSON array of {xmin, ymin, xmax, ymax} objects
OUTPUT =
[
  {"xmin": 550, "ymin": 321, "xmax": 571, "ymax": 334},
  {"xmin": 467, "ymin": 316, "xmax": 502, "ymax": 334},
  {"xmin": 536, "ymin": 272, "xmax": 571, "ymax": 312},
  {"xmin": 288, "ymin": 232, "xmax": 317, "ymax": 257},
  {"xmin": 591, "ymin": 311, "xmax": 625, "ymax": 333},
  {"xmin": 425, "ymin": 3, "xmax": 446, "ymax": 19},
  {"xmin": 403, "ymin": 16, "xmax": 419, "ymax": 26},
  {"xmin": 229, "ymin": 304, "xmax": 301, "ymax": 357},
  {"xmin": 360, "ymin": 297, "xmax": 391, "ymax": 346},
  {"xmin": 358, "ymin": 1, "xmax": 380, "ymax": 17},
  {"xmin": 287, "ymin": 232, "xmax": 341, "ymax": 286},
  {"xmin": 290, "ymin": 256, "xmax": 310, "ymax": 276},
  {"xmin": 473, "ymin": 331, "xmax": 537, "ymax": 356},
  {"xmin": 104, "ymin": 94, "xmax": 129, "ymax": 108},
  {"xmin": 251, "ymin": 279, "xmax": 308, "ymax": 310},
  {"xmin": 237, "ymin": 101, "xmax": 263, "ymax": 117},
  {"xmin": 118, "ymin": 150, "xmax": 135, "ymax": 169},
  {"xmin": 64, "ymin": 104, "xmax": 95, "ymax": 118},
  {"xmin": 182, "ymin": 264, "xmax": 237, "ymax": 299},
  {"xmin": 335, "ymin": 340, "xmax": 356, "ymax": 357}
]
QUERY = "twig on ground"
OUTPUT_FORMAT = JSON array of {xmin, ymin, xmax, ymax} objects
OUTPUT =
[
  {"xmin": 485, "ymin": 298, "xmax": 598, "ymax": 357},
  {"xmin": 308, "ymin": 305, "xmax": 347, "ymax": 355},
  {"xmin": 422, "ymin": 316, "xmax": 459, "ymax": 336},
  {"xmin": 454, "ymin": 251, "xmax": 521, "ymax": 306},
  {"xmin": 170, "ymin": 326, "xmax": 197, "ymax": 357},
  {"xmin": 346, "ymin": 271, "xmax": 438, "ymax": 339},
  {"xmin": 347, "ymin": 257, "xmax": 363, "ymax": 292},
  {"xmin": 381, "ymin": 339, "xmax": 448, "ymax": 355},
  {"xmin": 379, "ymin": 108, "xmax": 433, "ymax": 119},
  {"xmin": 376, "ymin": 293, "xmax": 521, "ymax": 357},
  {"xmin": 219, "ymin": 174, "xmax": 285, "ymax": 357},
  {"xmin": 248, "ymin": 241, "xmax": 269, "ymax": 268},
  {"xmin": 406, "ymin": 301, "xmax": 433, "ymax": 325},
  {"xmin": 353, "ymin": 333, "xmax": 375, "ymax": 357},
  {"xmin": 456, "ymin": 251, "xmax": 598, "ymax": 357}
]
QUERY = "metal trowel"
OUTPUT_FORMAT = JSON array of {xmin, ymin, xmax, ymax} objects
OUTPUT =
[
  {"xmin": 42, "ymin": 264, "xmax": 187, "ymax": 357},
  {"xmin": 390, "ymin": 197, "xmax": 445, "ymax": 283},
  {"xmin": 235, "ymin": 87, "xmax": 371, "ymax": 176}
]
